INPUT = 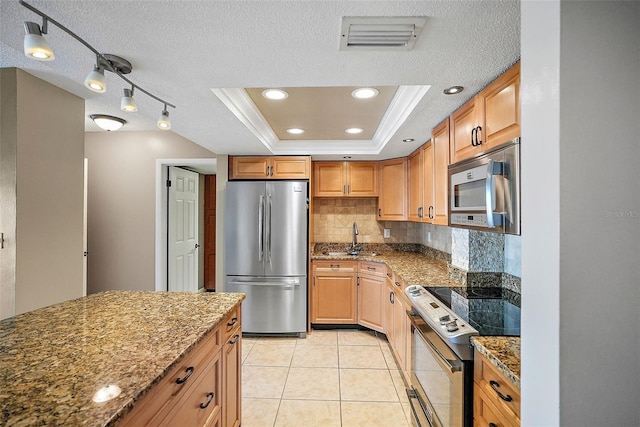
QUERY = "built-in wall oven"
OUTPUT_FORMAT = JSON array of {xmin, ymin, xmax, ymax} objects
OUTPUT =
[{"xmin": 404, "ymin": 285, "xmax": 521, "ymax": 427}]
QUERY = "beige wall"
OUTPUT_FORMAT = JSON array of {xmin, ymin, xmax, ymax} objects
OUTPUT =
[
  {"xmin": 85, "ymin": 131, "xmax": 215, "ymax": 293},
  {"xmin": 1, "ymin": 68, "xmax": 85, "ymax": 318}
]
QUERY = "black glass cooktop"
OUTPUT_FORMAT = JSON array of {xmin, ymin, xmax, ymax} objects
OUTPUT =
[{"xmin": 426, "ymin": 286, "xmax": 521, "ymax": 336}]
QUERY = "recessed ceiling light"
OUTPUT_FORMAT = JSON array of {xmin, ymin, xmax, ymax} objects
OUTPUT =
[
  {"xmin": 351, "ymin": 87, "xmax": 379, "ymax": 99},
  {"xmin": 286, "ymin": 128, "xmax": 305, "ymax": 134},
  {"xmin": 403, "ymin": 138, "xmax": 415, "ymax": 143},
  {"xmin": 345, "ymin": 128, "xmax": 364, "ymax": 134},
  {"xmin": 443, "ymin": 86, "xmax": 464, "ymax": 95},
  {"xmin": 262, "ymin": 89, "xmax": 289, "ymax": 100}
]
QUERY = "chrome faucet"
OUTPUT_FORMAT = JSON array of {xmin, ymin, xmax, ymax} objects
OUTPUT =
[{"xmin": 351, "ymin": 222, "xmax": 359, "ymax": 252}]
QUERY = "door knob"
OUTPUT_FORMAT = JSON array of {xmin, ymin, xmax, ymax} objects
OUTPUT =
[{"xmin": 195, "ymin": 243, "xmax": 200, "ymax": 249}]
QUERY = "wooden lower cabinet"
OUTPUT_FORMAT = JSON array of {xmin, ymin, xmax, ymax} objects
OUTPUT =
[
  {"xmin": 356, "ymin": 261, "xmax": 386, "ymax": 333},
  {"xmin": 311, "ymin": 260, "xmax": 357, "ymax": 324},
  {"xmin": 119, "ymin": 309, "xmax": 242, "ymax": 427},
  {"xmin": 473, "ymin": 349, "xmax": 521, "ymax": 426}
]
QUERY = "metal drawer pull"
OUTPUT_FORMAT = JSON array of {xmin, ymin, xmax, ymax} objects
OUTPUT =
[
  {"xmin": 489, "ymin": 423, "xmax": 498, "ymax": 427},
  {"xmin": 490, "ymin": 380, "xmax": 513, "ymax": 402},
  {"xmin": 230, "ymin": 334, "xmax": 240, "ymax": 345},
  {"xmin": 227, "ymin": 317, "xmax": 238, "ymax": 327},
  {"xmin": 367, "ymin": 266, "xmax": 376, "ymax": 271},
  {"xmin": 395, "ymin": 281, "xmax": 401, "ymax": 287},
  {"xmin": 199, "ymin": 392, "xmax": 215, "ymax": 409},
  {"xmin": 176, "ymin": 366, "xmax": 194, "ymax": 384},
  {"xmin": 330, "ymin": 264, "xmax": 340, "ymax": 268}
]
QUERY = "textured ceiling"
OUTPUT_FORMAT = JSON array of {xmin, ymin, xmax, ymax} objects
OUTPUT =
[{"xmin": 0, "ymin": 0, "xmax": 520, "ymax": 160}]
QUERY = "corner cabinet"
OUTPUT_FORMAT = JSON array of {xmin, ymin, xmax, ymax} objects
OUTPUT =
[
  {"xmin": 313, "ymin": 161, "xmax": 378, "ymax": 197},
  {"xmin": 311, "ymin": 260, "xmax": 357, "ymax": 324},
  {"xmin": 450, "ymin": 61, "xmax": 520, "ymax": 164},
  {"xmin": 377, "ymin": 158, "xmax": 408, "ymax": 221},
  {"xmin": 229, "ymin": 156, "xmax": 310, "ymax": 180},
  {"xmin": 118, "ymin": 308, "xmax": 242, "ymax": 427}
]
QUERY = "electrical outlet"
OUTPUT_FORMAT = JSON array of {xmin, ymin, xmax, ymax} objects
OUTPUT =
[
  {"xmin": 427, "ymin": 231, "xmax": 431, "ymax": 242},
  {"xmin": 383, "ymin": 228, "xmax": 391, "ymax": 238}
]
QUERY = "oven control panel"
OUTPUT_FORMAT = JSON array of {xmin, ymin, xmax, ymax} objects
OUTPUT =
[{"xmin": 405, "ymin": 285, "xmax": 478, "ymax": 342}]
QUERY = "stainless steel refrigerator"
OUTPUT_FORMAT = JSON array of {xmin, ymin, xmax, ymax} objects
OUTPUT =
[{"xmin": 224, "ymin": 181, "xmax": 308, "ymax": 336}]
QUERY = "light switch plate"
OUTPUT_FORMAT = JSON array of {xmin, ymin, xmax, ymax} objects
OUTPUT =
[{"xmin": 383, "ymin": 228, "xmax": 391, "ymax": 238}]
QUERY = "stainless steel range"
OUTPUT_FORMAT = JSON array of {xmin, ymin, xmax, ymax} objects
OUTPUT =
[{"xmin": 404, "ymin": 284, "xmax": 520, "ymax": 427}]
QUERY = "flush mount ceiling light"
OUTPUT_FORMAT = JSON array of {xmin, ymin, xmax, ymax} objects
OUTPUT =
[
  {"xmin": 262, "ymin": 89, "xmax": 289, "ymax": 100},
  {"xmin": 19, "ymin": 0, "xmax": 175, "ymax": 128},
  {"xmin": 443, "ymin": 86, "xmax": 464, "ymax": 95},
  {"xmin": 286, "ymin": 128, "xmax": 305, "ymax": 135},
  {"xmin": 90, "ymin": 114, "xmax": 126, "ymax": 131},
  {"xmin": 23, "ymin": 21, "xmax": 54, "ymax": 60},
  {"xmin": 345, "ymin": 128, "xmax": 364, "ymax": 134},
  {"xmin": 351, "ymin": 87, "xmax": 379, "ymax": 99}
]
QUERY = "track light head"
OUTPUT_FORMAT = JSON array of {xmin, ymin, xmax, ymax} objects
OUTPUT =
[
  {"xmin": 23, "ymin": 21, "xmax": 54, "ymax": 61},
  {"xmin": 157, "ymin": 109, "xmax": 171, "ymax": 130},
  {"xmin": 84, "ymin": 64, "xmax": 106, "ymax": 93},
  {"xmin": 121, "ymin": 88, "xmax": 138, "ymax": 112}
]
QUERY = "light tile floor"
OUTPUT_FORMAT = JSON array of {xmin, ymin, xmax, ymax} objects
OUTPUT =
[{"xmin": 241, "ymin": 329, "xmax": 412, "ymax": 427}]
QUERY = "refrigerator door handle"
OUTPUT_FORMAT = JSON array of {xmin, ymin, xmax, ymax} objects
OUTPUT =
[
  {"xmin": 267, "ymin": 193, "xmax": 272, "ymax": 263},
  {"xmin": 258, "ymin": 195, "xmax": 264, "ymax": 261},
  {"xmin": 226, "ymin": 280, "xmax": 300, "ymax": 289}
]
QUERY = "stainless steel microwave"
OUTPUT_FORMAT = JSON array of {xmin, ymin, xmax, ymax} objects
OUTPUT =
[{"xmin": 448, "ymin": 138, "xmax": 521, "ymax": 235}]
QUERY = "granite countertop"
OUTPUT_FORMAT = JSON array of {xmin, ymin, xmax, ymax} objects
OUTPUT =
[
  {"xmin": 311, "ymin": 244, "xmax": 462, "ymax": 289},
  {"xmin": 0, "ymin": 291, "xmax": 245, "ymax": 427},
  {"xmin": 471, "ymin": 336, "xmax": 521, "ymax": 389}
]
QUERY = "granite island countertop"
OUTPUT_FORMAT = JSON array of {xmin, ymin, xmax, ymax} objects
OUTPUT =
[
  {"xmin": 0, "ymin": 291, "xmax": 244, "ymax": 427},
  {"xmin": 471, "ymin": 336, "xmax": 521, "ymax": 389}
]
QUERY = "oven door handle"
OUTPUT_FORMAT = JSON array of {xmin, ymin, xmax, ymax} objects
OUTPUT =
[{"xmin": 411, "ymin": 315, "xmax": 462, "ymax": 374}]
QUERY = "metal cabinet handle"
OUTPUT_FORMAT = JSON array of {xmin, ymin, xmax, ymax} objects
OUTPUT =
[
  {"xmin": 176, "ymin": 366, "xmax": 194, "ymax": 384},
  {"xmin": 428, "ymin": 205, "xmax": 434, "ymax": 220},
  {"xmin": 395, "ymin": 281, "xmax": 401, "ymax": 287},
  {"xmin": 489, "ymin": 423, "xmax": 498, "ymax": 427},
  {"xmin": 471, "ymin": 126, "xmax": 477, "ymax": 146},
  {"xmin": 367, "ymin": 266, "xmax": 376, "ymax": 271},
  {"xmin": 490, "ymin": 380, "xmax": 513, "ymax": 402},
  {"xmin": 227, "ymin": 317, "xmax": 238, "ymax": 327},
  {"xmin": 390, "ymin": 291, "xmax": 395, "ymax": 304},
  {"xmin": 229, "ymin": 334, "xmax": 240, "ymax": 345},
  {"xmin": 476, "ymin": 125, "xmax": 483, "ymax": 146},
  {"xmin": 199, "ymin": 392, "xmax": 215, "ymax": 409},
  {"xmin": 330, "ymin": 264, "xmax": 340, "ymax": 268},
  {"xmin": 386, "ymin": 272, "xmax": 392, "ymax": 278},
  {"xmin": 378, "ymin": 208, "xmax": 382, "ymax": 217}
]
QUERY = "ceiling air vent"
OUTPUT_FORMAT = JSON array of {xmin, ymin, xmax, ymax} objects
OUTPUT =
[{"xmin": 340, "ymin": 16, "xmax": 427, "ymax": 51}]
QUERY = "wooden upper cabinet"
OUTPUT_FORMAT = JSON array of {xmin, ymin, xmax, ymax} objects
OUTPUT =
[
  {"xmin": 450, "ymin": 61, "xmax": 520, "ymax": 164},
  {"xmin": 479, "ymin": 61, "xmax": 520, "ymax": 150},
  {"xmin": 431, "ymin": 118, "xmax": 450, "ymax": 226},
  {"xmin": 229, "ymin": 156, "xmax": 310, "ymax": 180},
  {"xmin": 407, "ymin": 147, "xmax": 424, "ymax": 222},
  {"xmin": 422, "ymin": 141, "xmax": 434, "ymax": 223},
  {"xmin": 313, "ymin": 161, "xmax": 378, "ymax": 197},
  {"xmin": 377, "ymin": 158, "xmax": 408, "ymax": 221}
]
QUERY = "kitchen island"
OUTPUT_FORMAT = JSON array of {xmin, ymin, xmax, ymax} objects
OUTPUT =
[{"xmin": 0, "ymin": 291, "xmax": 244, "ymax": 427}]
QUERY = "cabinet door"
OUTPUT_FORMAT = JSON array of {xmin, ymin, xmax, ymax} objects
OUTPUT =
[
  {"xmin": 347, "ymin": 162, "xmax": 378, "ymax": 196},
  {"xmin": 270, "ymin": 156, "xmax": 310, "ymax": 179},
  {"xmin": 383, "ymin": 282, "xmax": 395, "ymax": 344},
  {"xmin": 377, "ymin": 158, "xmax": 408, "ymax": 221},
  {"xmin": 449, "ymin": 96, "xmax": 482, "ymax": 164},
  {"xmin": 480, "ymin": 61, "xmax": 520, "ymax": 150},
  {"xmin": 357, "ymin": 273, "xmax": 383, "ymax": 332},
  {"xmin": 222, "ymin": 330, "xmax": 241, "ymax": 427},
  {"xmin": 313, "ymin": 162, "xmax": 346, "ymax": 197},
  {"xmin": 392, "ymin": 294, "xmax": 407, "ymax": 372},
  {"xmin": 432, "ymin": 118, "xmax": 450, "ymax": 226},
  {"xmin": 422, "ymin": 142, "xmax": 434, "ymax": 223},
  {"xmin": 229, "ymin": 157, "xmax": 269, "ymax": 179},
  {"xmin": 311, "ymin": 273, "xmax": 357, "ymax": 324},
  {"xmin": 408, "ymin": 148, "xmax": 424, "ymax": 222}
]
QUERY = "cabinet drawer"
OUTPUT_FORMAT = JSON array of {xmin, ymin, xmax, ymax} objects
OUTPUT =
[
  {"xmin": 160, "ymin": 351, "xmax": 222, "ymax": 427},
  {"xmin": 358, "ymin": 261, "xmax": 386, "ymax": 277},
  {"xmin": 119, "ymin": 328, "xmax": 221, "ymax": 426},
  {"xmin": 222, "ymin": 307, "xmax": 241, "ymax": 342},
  {"xmin": 474, "ymin": 383, "xmax": 518, "ymax": 427},
  {"xmin": 312, "ymin": 260, "xmax": 356, "ymax": 273},
  {"xmin": 474, "ymin": 351, "xmax": 521, "ymax": 420}
]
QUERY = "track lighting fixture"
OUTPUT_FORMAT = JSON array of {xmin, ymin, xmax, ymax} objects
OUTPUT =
[
  {"xmin": 19, "ymin": 0, "xmax": 175, "ymax": 126},
  {"xmin": 157, "ymin": 108, "xmax": 171, "ymax": 130},
  {"xmin": 23, "ymin": 21, "xmax": 54, "ymax": 60},
  {"xmin": 84, "ymin": 60, "xmax": 106, "ymax": 93},
  {"xmin": 121, "ymin": 87, "xmax": 137, "ymax": 112}
]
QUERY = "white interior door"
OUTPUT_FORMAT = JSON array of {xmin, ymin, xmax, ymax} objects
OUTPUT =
[{"xmin": 168, "ymin": 166, "xmax": 199, "ymax": 292}]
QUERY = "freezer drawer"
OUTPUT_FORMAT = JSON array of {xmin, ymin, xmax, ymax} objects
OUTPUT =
[{"xmin": 225, "ymin": 276, "xmax": 307, "ymax": 334}]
